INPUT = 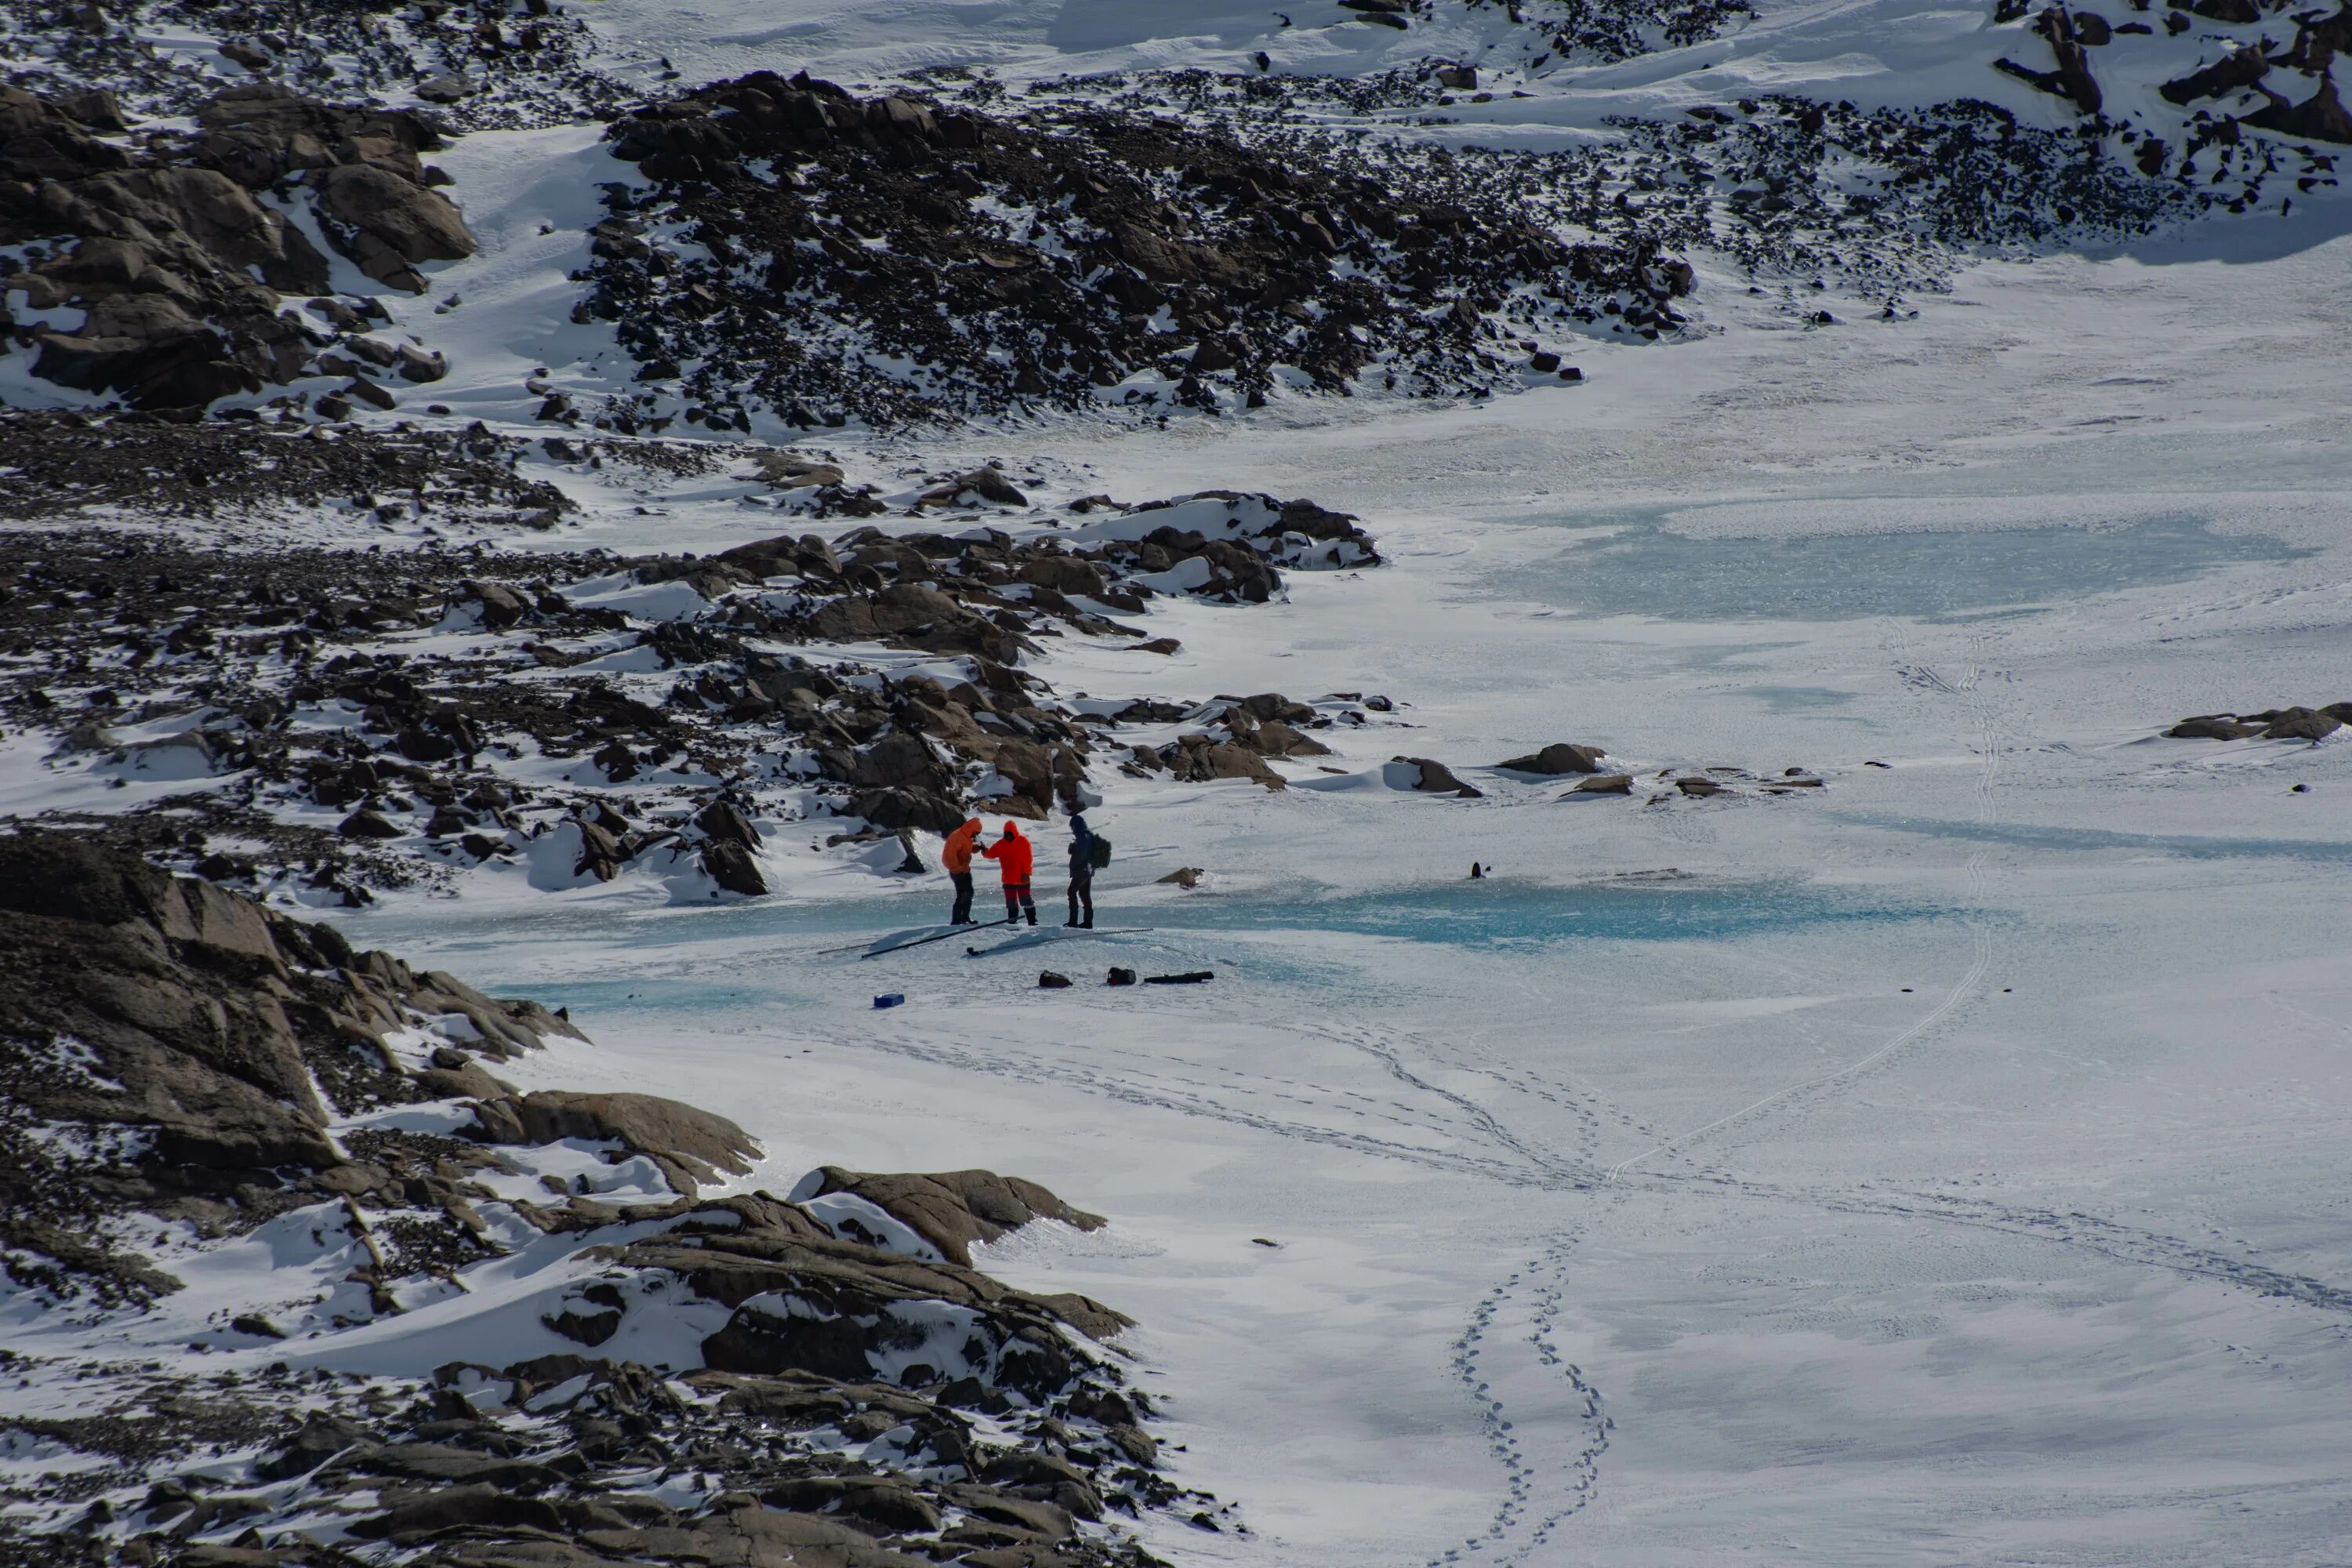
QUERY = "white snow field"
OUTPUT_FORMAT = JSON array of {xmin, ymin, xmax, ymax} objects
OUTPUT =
[
  {"xmin": 333, "ymin": 206, "xmax": 2352, "ymax": 1564},
  {"xmin": 8, "ymin": 0, "xmax": 2352, "ymax": 1559}
]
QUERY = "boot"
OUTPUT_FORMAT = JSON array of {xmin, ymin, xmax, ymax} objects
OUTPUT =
[{"xmin": 1081, "ymin": 916, "xmax": 1093, "ymax": 928}]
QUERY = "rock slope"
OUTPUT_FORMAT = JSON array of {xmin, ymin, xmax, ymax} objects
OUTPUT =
[
  {"xmin": 0, "ymin": 835, "xmax": 1210, "ymax": 1564},
  {"xmin": 579, "ymin": 71, "xmax": 1671, "ymax": 431},
  {"xmin": 2, "ymin": 82, "xmax": 474, "ymax": 410}
]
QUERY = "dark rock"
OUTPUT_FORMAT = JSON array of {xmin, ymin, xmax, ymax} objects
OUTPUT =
[
  {"xmin": 2248, "ymin": 69, "xmax": 2352, "ymax": 144},
  {"xmin": 487, "ymin": 1090, "xmax": 761, "ymax": 1195},
  {"xmin": 314, "ymin": 164, "xmax": 477, "ymax": 292},
  {"xmin": 2162, "ymin": 45, "xmax": 2271, "ymax": 104},
  {"xmin": 2167, "ymin": 716, "xmax": 2263, "ymax": 739},
  {"xmin": 798, "ymin": 1167, "xmax": 1105, "ymax": 1268},
  {"xmin": 1569, "ymin": 774, "xmax": 1635, "ymax": 794},
  {"xmin": 254, "ymin": 1414, "xmax": 373, "ymax": 1481},
  {"xmin": 1498, "ymin": 742, "xmax": 1606, "ymax": 775},
  {"xmin": 1166, "ymin": 735, "xmax": 1286, "ymax": 789},
  {"xmin": 702, "ymin": 837, "xmax": 768, "ymax": 896},
  {"xmin": 2259, "ymin": 706, "xmax": 2343, "ymax": 740},
  {"xmin": 921, "ymin": 467, "xmax": 1028, "ymax": 507},
  {"xmin": 1395, "ymin": 756, "xmax": 1483, "ymax": 797},
  {"xmin": 1039, "ymin": 971, "xmax": 1073, "ymax": 988}
]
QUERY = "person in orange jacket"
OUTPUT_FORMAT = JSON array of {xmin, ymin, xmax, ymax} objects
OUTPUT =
[
  {"xmin": 980, "ymin": 820, "xmax": 1036, "ymax": 926},
  {"xmin": 942, "ymin": 817, "xmax": 984, "ymax": 925}
]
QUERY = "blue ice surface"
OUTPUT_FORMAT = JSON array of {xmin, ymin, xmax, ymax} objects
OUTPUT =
[
  {"xmin": 345, "ymin": 876, "xmax": 1943, "ymax": 1018},
  {"xmin": 1508, "ymin": 509, "xmax": 2309, "ymax": 622},
  {"xmin": 1848, "ymin": 815, "xmax": 2352, "ymax": 864},
  {"xmin": 1137, "ymin": 876, "xmax": 1943, "ymax": 948}
]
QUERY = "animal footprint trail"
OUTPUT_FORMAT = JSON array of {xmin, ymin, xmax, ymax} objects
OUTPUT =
[
  {"xmin": 1430, "ymin": 1229, "xmax": 1615, "ymax": 1567},
  {"xmin": 833, "ymin": 1024, "xmax": 1555, "ymax": 1186}
]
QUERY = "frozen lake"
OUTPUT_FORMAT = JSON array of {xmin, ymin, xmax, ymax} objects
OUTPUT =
[{"xmin": 340, "ymin": 245, "xmax": 2352, "ymax": 1568}]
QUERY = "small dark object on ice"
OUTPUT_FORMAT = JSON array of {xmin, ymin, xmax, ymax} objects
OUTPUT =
[
  {"xmin": 1039, "ymin": 971, "xmax": 1073, "ymax": 989},
  {"xmin": 1470, "ymin": 862, "xmax": 1484, "ymax": 879},
  {"xmin": 874, "ymin": 993, "xmax": 906, "ymax": 1009},
  {"xmin": 1250, "ymin": 1237, "xmax": 1279, "ymax": 1247},
  {"xmin": 1107, "ymin": 967, "xmax": 1138, "ymax": 986},
  {"xmin": 1145, "ymin": 971, "xmax": 1214, "ymax": 985},
  {"xmin": 1864, "ymin": 760, "xmax": 1893, "ymax": 768}
]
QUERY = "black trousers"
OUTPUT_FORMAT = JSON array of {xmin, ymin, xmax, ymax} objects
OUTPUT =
[
  {"xmin": 1067, "ymin": 873, "xmax": 1094, "ymax": 926},
  {"xmin": 949, "ymin": 870, "xmax": 974, "ymax": 924}
]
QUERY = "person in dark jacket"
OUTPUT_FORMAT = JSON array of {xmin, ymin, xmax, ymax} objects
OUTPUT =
[
  {"xmin": 980, "ymin": 821, "xmax": 1036, "ymax": 925},
  {"xmin": 1065, "ymin": 812, "xmax": 1096, "ymax": 928}
]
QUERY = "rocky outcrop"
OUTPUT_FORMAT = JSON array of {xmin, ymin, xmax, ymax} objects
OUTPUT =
[
  {"xmin": 579, "ymin": 71, "xmax": 1690, "ymax": 430},
  {"xmin": 0, "ymin": 841, "xmax": 1210, "ymax": 1563},
  {"xmin": 2165, "ymin": 702, "xmax": 2349, "ymax": 740},
  {"xmin": 797, "ymin": 1167, "xmax": 1109, "ymax": 1267},
  {"xmin": 1994, "ymin": 6, "xmax": 2103, "ymax": 115},
  {"xmin": 0, "ymin": 83, "xmax": 472, "ymax": 411},
  {"xmin": 0, "ymin": 833, "xmax": 579, "ymax": 1302},
  {"xmin": 2248, "ymin": 68, "xmax": 2352, "ymax": 144}
]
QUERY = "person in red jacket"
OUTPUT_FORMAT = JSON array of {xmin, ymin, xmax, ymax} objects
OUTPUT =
[
  {"xmin": 941, "ymin": 817, "xmax": 984, "ymax": 925},
  {"xmin": 980, "ymin": 821, "xmax": 1036, "ymax": 925}
]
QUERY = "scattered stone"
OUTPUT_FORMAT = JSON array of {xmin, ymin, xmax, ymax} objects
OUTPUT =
[{"xmin": 1039, "ymin": 969, "xmax": 1073, "ymax": 988}]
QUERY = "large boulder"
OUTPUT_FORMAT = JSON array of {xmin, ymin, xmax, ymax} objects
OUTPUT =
[
  {"xmin": 495, "ymin": 1091, "xmax": 762, "ymax": 1194},
  {"xmin": 313, "ymin": 163, "xmax": 476, "ymax": 291},
  {"xmin": 1165, "ymin": 734, "xmax": 1285, "ymax": 789},
  {"xmin": 798, "ymin": 1167, "xmax": 1106, "ymax": 1267},
  {"xmin": 2166, "ymin": 716, "xmax": 2263, "ymax": 739},
  {"xmin": 1498, "ymin": 742, "xmax": 1606, "ymax": 775},
  {"xmin": 1394, "ymin": 756, "xmax": 1484, "ymax": 798},
  {"xmin": 2260, "ymin": 706, "xmax": 2343, "ymax": 741}
]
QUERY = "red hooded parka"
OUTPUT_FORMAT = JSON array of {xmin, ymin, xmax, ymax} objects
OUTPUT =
[{"xmin": 981, "ymin": 822, "xmax": 1032, "ymax": 885}]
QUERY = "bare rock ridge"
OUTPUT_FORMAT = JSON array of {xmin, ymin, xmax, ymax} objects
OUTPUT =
[
  {"xmin": 0, "ymin": 833, "xmax": 1211, "ymax": 1563},
  {"xmin": 579, "ymin": 71, "xmax": 1686, "ymax": 430},
  {"xmin": 1, "ymin": 82, "xmax": 472, "ymax": 411}
]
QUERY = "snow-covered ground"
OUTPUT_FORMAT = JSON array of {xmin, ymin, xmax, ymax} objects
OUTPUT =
[
  {"xmin": 8, "ymin": 0, "xmax": 2351, "ymax": 1555},
  {"xmin": 328, "ymin": 220, "xmax": 2352, "ymax": 1565}
]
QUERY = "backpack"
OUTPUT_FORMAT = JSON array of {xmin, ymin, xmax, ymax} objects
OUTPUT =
[{"xmin": 1088, "ymin": 834, "xmax": 1112, "ymax": 870}]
